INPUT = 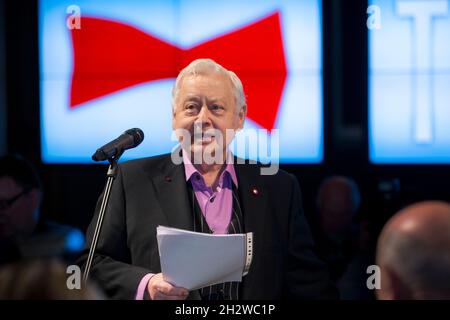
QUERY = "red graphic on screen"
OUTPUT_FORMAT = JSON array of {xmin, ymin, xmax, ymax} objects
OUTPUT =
[{"xmin": 70, "ymin": 12, "xmax": 287, "ymax": 131}]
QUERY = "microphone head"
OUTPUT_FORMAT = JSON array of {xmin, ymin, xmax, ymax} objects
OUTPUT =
[
  {"xmin": 125, "ymin": 128, "xmax": 145, "ymax": 147},
  {"xmin": 92, "ymin": 149, "xmax": 107, "ymax": 162},
  {"xmin": 91, "ymin": 128, "xmax": 145, "ymax": 162}
]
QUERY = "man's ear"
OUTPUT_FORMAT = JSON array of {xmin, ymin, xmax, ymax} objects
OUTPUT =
[
  {"xmin": 388, "ymin": 267, "xmax": 413, "ymax": 300},
  {"xmin": 238, "ymin": 105, "xmax": 247, "ymax": 129},
  {"xmin": 377, "ymin": 265, "xmax": 412, "ymax": 300}
]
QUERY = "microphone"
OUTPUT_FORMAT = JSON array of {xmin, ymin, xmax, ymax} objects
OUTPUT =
[{"xmin": 92, "ymin": 128, "xmax": 144, "ymax": 161}]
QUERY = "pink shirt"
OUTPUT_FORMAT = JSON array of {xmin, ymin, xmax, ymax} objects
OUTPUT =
[{"xmin": 182, "ymin": 150, "xmax": 238, "ymax": 234}]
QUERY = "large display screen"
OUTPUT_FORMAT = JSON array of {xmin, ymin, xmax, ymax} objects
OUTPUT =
[
  {"xmin": 369, "ymin": 0, "xmax": 450, "ymax": 163},
  {"xmin": 39, "ymin": 0, "xmax": 323, "ymax": 164}
]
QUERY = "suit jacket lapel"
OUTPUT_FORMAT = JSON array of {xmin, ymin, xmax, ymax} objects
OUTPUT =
[
  {"xmin": 149, "ymin": 153, "xmax": 202, "ymax": 300},
  {"xmin": 234, "ymin": 160, "xmax": 269, "ymax": 299},
  {"xmin": 150, "ymin": 153, "xmax": 194, "ymax": 231}
]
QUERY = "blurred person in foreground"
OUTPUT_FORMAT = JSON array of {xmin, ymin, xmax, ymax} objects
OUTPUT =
[
  {"xmin": 0, "ymin": 154, "xmax": 84, "ymax": 265},
  {"xmin": 0, "ymin": 259, "xmax": 102, "ymax": 299},
  {"xmin": 377, "ymin": 201, "xmax": 450, "ymax": 300}
]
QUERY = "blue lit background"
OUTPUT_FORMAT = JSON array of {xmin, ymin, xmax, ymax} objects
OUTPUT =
[
  {"xmin": 369, "ymin": 0, "xmax": 450, "ymax": 163},
  {"xmin": 39, "ymin": 0, "xmax": 323, "ymax": 164}
]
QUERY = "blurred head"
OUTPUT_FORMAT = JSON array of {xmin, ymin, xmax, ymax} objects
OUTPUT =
[
  {"xmin": 172, "ymin": 58, "xmax": 247, "ymax": 163},
  {"xmin": 0, "ymin": 155, "xmax": 42, "ymax": 239},
  {"xmin": 316, "ymin": 176, "xmax": 361, "ymax": 235},
  {"xmin": 376, "ymin": 201, "xmax": 450, "ymax": 300},
  {"xmin": 0, "ymin": 259, "xmax": 102, "ymax": 299}
]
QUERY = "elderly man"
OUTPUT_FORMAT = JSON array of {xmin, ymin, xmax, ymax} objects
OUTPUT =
[
  {"xmin": 79, "ymin": 59, "xmax": 336, "ymax": 300},
  {"xmin": 376, "ymin": 201, "xmax": 450, "ymax": 299}
]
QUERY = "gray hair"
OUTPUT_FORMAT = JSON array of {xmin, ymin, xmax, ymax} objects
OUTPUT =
[{"xmin": 171, "ymin": 58, "xmax": 246, "ymax": 113}]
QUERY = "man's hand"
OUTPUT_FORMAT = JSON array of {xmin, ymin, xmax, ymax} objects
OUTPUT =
[{"xmin": 147, "ymin": 273, "xmax": 189, "ymax": 300}]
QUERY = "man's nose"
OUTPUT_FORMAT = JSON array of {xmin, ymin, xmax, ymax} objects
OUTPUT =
[{"xmin": 195, "ymin": 105, "xmax": 212, "ymax": 126}]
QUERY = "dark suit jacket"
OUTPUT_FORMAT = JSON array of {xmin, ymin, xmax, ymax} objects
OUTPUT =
[{"xmin": 78, "ymin": 153, "xmax": 337, "ymax": 299}]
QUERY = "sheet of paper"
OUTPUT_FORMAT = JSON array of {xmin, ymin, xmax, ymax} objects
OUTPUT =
[{"xmin": 156, "ymin": 225, "xmax": 253, "ymax": 290}]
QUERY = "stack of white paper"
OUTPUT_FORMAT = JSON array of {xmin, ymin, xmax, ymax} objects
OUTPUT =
[{"xmin": 156, "ymin": 226, "xmax": 253, "ymax": 290}]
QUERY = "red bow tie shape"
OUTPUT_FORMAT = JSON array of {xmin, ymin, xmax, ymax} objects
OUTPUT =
[{"xmin": 70, "ymin": 12, "xmax": 287, "ymax": 131}]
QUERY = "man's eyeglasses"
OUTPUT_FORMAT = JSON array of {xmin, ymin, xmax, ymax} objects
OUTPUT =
[{"xmin": 0, "ymin": 187, "xmax": 32, "ymax": 210}]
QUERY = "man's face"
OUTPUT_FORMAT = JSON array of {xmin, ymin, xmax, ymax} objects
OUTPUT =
[
  {"xmin": 0, "ymin": 176, "xmax": 39, "ymax": 239},
  {"xmin": 172, "ymin": 72, "xmax": 246, "ymax": 162}
]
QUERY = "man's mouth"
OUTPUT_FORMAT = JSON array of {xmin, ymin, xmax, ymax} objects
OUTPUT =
[{"xmin": 194, "ymin": 133, "xmax": 215, "ymax": 145}]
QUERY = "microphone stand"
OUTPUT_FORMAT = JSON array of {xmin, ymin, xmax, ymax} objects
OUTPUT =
[{"xmin": 82, "ymin": 151, "xmax": 123, "ymax": 285}]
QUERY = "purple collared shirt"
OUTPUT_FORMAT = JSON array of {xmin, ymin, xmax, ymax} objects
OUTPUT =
[
  {"xmin": 135, "ymin": 150, "xmax": 238, "ymax": 299},
  {"xmin": 183, "ymin": 150, "xmax": 238, "ymax": 234}
]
